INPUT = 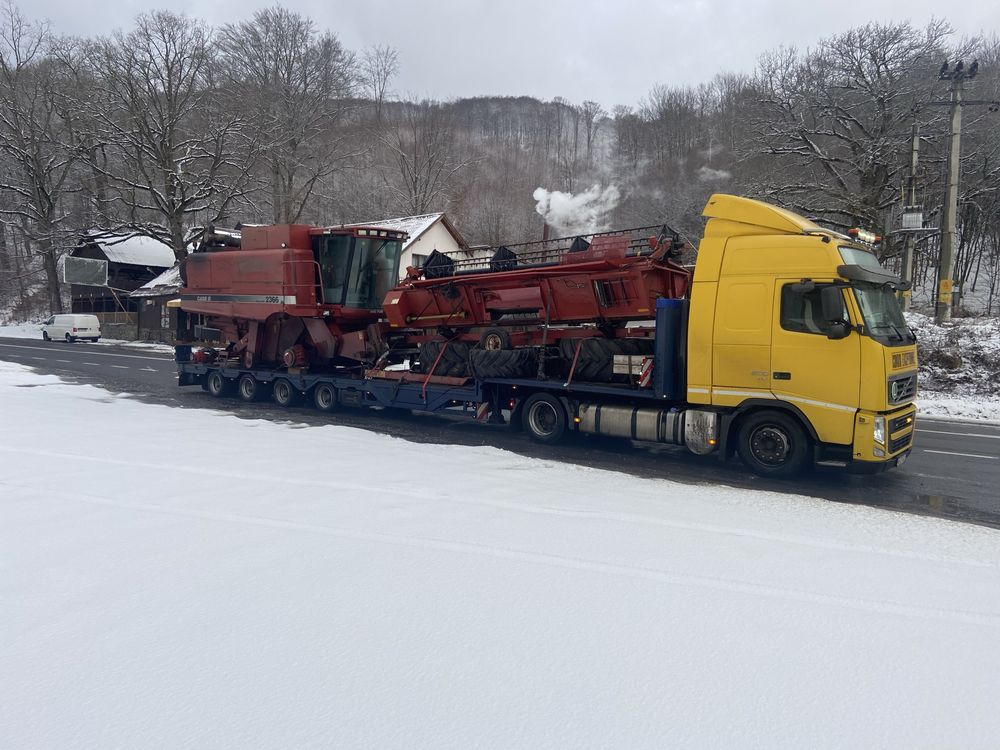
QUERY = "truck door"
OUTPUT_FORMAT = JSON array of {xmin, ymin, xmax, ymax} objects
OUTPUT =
[{"xmin": 770, "ymin": 281, "xmax": 860, "ymax": 445}]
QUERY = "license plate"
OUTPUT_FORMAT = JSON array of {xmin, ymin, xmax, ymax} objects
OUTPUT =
[{"xmin": 896, "ymin": 452, "xmax": 908, "ymax": 467}]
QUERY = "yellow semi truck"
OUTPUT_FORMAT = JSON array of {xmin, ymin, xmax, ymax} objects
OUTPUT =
[{"xmin": 680, "ymin": 193, "xmax": 916, "ymax": 474}]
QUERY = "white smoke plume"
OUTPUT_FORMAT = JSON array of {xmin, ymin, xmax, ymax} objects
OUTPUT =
[
  {"xmin": 697, "ymin": 166, "xmax": 732, "ymax": 182},
  {"xmin": 533, "ymin": 184, "xmax": 621, "ymax": 237}
]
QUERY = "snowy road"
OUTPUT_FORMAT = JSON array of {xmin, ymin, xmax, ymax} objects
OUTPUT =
[
  {"xmin": 2, "ymin": 360, "xmax": 1000, "ymax": 748},
  {"xmin": 2, "ymin": 335, "xmax": 1000, "ymax": 528}
]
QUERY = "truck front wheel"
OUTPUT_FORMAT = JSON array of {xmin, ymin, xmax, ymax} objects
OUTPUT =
[
  {"xmin": 522, "ymin": 393, "xmax": 567, "ymax": 444},
  {"xmin": 736, "ymin": 410, "xmax": 810, "ymax": 478}
]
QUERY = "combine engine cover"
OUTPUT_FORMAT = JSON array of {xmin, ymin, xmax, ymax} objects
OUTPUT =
[
  {"xmin": 383, "ymin": 226, "xmax": 691, "ymax": 342},
  {"xmin": 179, "ymin": 224, "xmax": 406, "ymax": 369}
]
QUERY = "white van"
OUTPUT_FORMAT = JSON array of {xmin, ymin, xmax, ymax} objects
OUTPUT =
[{"xmin": 42, "ymin": 314, "xmax": 101, "ymax": 343}]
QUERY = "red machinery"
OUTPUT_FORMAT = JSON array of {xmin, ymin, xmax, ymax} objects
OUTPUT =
[
  {"xmin": 383, "ymin": 226, "xmax": 690, "ymax": 348},
  {"xmin": 178, "ymin": 224, "xmax": 407, "ymax": 368}
]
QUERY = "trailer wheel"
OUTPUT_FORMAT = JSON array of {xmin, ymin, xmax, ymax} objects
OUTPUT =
[
  {"xmin": 522, "ymin": 393, "xmax": 567, "ymax": 444},
  {"xmin": 237, "ymin": 373, "xmax": 265, "ymax": 402},
  {"xmin": 272, "ymin": 378, "xmax": 301, "ymax": 407},
  {"xmin": 736, "ymin": 410, "xmax": 811, "ymax": 478},
  {"xmin": 206, "ymin": 370, "xmax": 232, "ymax": 398},
  {"xmin": 313, "ymin": 383, "xmax": 338, "ymax": 412},
  {"xmin": 479, "ymin": 327, "xmax": 512, "ymax": 350}
]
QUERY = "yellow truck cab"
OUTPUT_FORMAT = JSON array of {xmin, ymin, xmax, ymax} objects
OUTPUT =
[{"xmin": 687, "ymin": 194, "xmax": 917, "ymax": 475}]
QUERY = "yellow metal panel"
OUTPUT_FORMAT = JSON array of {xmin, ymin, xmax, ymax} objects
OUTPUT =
[
  {"xmin": 702, "ymin": 194, "xmax": 824, "ymax": 235},
  {"xmin": 686, "ymin": 281, "xmax": 716, "ymax": 404},
  {"xmin": 712, "ymin": 278, "xmax": 772, "ymax": 389}
]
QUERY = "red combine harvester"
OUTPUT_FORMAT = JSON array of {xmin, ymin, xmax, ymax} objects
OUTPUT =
[
  {"xmin": 178, "ymin": 224, "xmax": 407, "ymax": 369},
  {"xmin": 385, "ymin": 225, "xmax": 690, "ymax": 349}
]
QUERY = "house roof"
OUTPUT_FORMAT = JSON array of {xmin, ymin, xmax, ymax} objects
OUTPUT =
[
  {"xmin": 79, "ymin": 234, "xmax": 176, "ymax": 268},
  {"xmin": 130, "ymin": 264, "xmax": 181, "ymax": 298},
  {"xmin": 346, "ymin": 213, "xmax": 468, "ymax": 250}
]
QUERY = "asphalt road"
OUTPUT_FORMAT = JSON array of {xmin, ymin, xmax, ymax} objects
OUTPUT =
[{"xmin": 3, "ymin": 334, "xmax": 999, "ymax": 530}]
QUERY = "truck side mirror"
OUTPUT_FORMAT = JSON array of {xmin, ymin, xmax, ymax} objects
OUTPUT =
[
  {"xmin": 826, "ymin": 321, "xmax": 851, "ymax": 340},
  {"xmin": 820, "ymin": 286, "xmax": 845, "ymax": 322}
]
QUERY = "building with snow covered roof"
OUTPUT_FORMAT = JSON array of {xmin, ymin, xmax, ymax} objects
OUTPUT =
[
  {"xmin": 346, "ymin": 213, "xmax": 469, "ymax": 277},
  {"xmin": 69, "ymin": 233, "xmax": 176, "ymax": 318}
]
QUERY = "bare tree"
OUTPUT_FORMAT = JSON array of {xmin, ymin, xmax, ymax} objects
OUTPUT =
[
  {"xmin": 0, "ymin": 3, "xmax": 85, "ymax": 313},
  {"xmin": 90, "ymin": 11, "xmax": 252, "ymax": 260},
  {"xmin": 749, "ymin": 21, "xmax": 953, "ymax": 232},
  {"xmin": 379, "ymin": 101, "xmax": 476, "ymax": 215},
  {"xmin": 219, "ymin": 6, "xmax": 356, "ymax": 224},
  {"xmin": 580, "ymin": 100, "xmax": 605, "ymax": 164},
  {"xmin": 360, "ymin": 44, "xmax": 399, "ymax": 123}
]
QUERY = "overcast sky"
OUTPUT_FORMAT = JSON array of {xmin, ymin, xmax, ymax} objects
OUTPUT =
[{"xmin": 27, "ymin": 0, "xmax": 1000, "ymax": 108}]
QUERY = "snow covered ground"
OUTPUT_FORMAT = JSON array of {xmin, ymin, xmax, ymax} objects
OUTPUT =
[
  {"xmin": 908, "ymin": 312, "xmax": 1000, "ymax": 422},
  {"xmin": 2, "ymin": 361, "xmax": 1000, "ymax": 749}
]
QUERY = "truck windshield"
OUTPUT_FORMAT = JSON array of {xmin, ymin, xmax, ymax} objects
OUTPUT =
[
  {"xmin": 852, "ymin": 283, "xmax": 914, "ymax": 345},
  {"xmin": 344, "ymin": 237, "xmax": 403, "ymax": 310}
]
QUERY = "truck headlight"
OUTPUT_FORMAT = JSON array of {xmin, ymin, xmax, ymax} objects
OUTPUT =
[{"xmin": 873, "ymin": 415, "xmax": 886, "ymax": 446}]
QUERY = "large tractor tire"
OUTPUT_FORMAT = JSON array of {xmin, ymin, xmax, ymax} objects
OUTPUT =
[
  {"xmin": 469, "ymin": 348, "xmax": 537, "ymax": 379},
  {"xmin": 418, "ymin": 341, "xmax": 470, "ymax": 377},
  {"xmin": 558, "ymin": 337, "xmax": 623, "ymax": 383}
]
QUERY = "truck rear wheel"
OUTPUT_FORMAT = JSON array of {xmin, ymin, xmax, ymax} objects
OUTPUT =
[
  {"xmin": 272, "ymin": 378, "xmax": 301, "ymax": 407},
  {"xmin": 522, "ymin": 393, "xmax": 567, "ymax": 444},
  {"xmin": 206, "ymin": 370, "xmax": 232, "ymax": 398},
  {"xmin": 313, "ymin": 383, "xmax": 338, "ymax": 412},
  {"xmin": 736, "ymin": 410, "xmax": 810, "ymax": 478}
]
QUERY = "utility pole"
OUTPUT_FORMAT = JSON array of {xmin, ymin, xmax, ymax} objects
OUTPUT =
[
  {"xmin": 936, "ymin": 65, "xmax": 963, "ymax": 322},
  {"xmin": 935, "ymin": 60, "xmax": 978, "ymax": 323},
  {"xmin": 899, "ymin": 123, "xmax": 919, "ymax": 311}
]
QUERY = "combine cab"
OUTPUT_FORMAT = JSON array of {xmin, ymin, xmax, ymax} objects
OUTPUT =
[{"xmin": 178, "ymin": 224, "xmax": 406, "ymax": 369}]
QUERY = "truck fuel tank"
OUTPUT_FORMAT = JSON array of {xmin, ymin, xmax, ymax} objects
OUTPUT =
[{"xmin": 576, "ymin": 403, "xmax": 718, "ymax": 454}]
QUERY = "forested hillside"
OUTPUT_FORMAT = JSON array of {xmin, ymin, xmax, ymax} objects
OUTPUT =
[{"xmin": 1, "ymin": 4, "xmax": 998, "ymax": 318}]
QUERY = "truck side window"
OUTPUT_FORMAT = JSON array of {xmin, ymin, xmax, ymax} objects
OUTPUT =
[{"xmin": 780, "ymin": 284, "xmax": 843, "ymax": 335}]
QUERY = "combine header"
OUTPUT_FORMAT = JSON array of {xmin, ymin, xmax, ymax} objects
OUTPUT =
[{"xmin": 384, "ymin": 225, "xmax": 691, "ymax": 350}]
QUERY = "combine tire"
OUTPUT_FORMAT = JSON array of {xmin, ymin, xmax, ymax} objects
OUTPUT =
[
  {"xmin": 313, "ymin": 383, "xmax": 338, "ymax": 412},
  {"xmin": 469, "ymin": 348, "xmax": 537, "ymax": 379},
  {"xmin": 237, "ymin": 373, "xmax": 264, "ymax": 402},
  {"xmin": 736, "ymin": 410, "xmax": 811, "ymax": 478},
  {"xmin": 206, "ymin": 370, "xmax": 232, "ymax": 398},
  {"xmin": 418, "ymin": 341, "xmax": 470, "ymax": 377},
  {"xmin": 558, "ymin": 337, "xmax": 623, "ymax": 382},
  {"xmin": 617, "ymin": 338, "xmax": 655, "ymax": 356},
  {"xmin": 272, "ymin": 378, "xmax": 301, "ymax": 407},
  {"xmin": 522, "ymin": 393, "xmax": 567, "ymax": 444},
  {"xmin": 479, "ymin": 327, "xmax": 512, "ymax": 350}
]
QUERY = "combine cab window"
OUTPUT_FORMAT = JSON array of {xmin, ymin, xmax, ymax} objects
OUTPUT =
[
  {"xmin": 317, "ymin": 235, "xmax": 352, "ymax": 305},
  {"xmin": 345, "ymin": 237, "xmax": 403, "ymax": 310}
]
